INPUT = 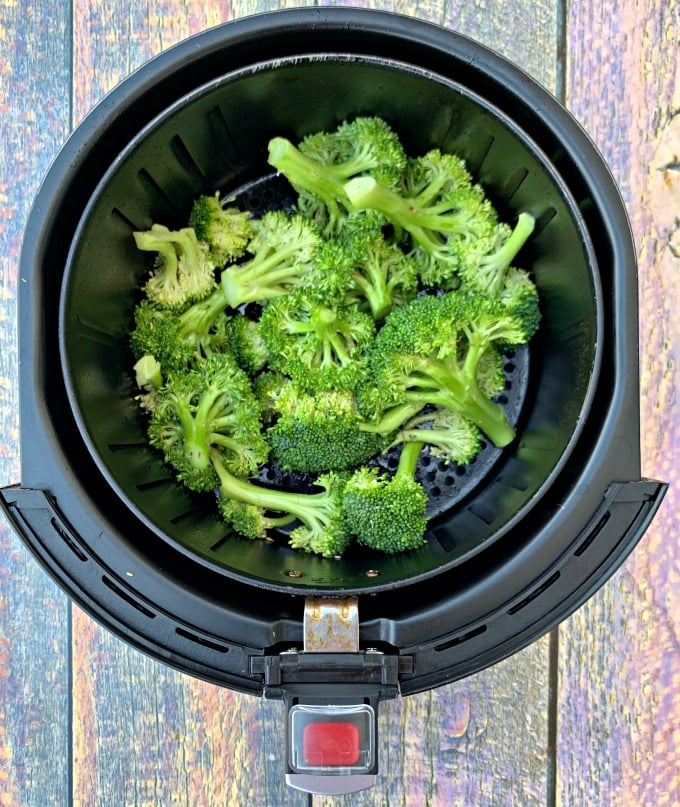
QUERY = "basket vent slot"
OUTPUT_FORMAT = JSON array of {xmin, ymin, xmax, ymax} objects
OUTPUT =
[
  {"xmin": 507, "ymin": 571, "xmax": 561, "ymax": 615},
  {"xmin": 137, "ymin": 168, "xmax": 178, "ymax": 210},
  {"xmin": 175, "ymin": 627, "xmax": 230, "ymax": 654},
  {"xmin": 532, "ymin": 206, "xmax": 557, "ymax": 237},
  {"xmin": 574, "ymin": 511, "xmax": 611, "ymax": 557},
  {"xmin": 111, "ymin": 206, "xmax": 143, "ymax": 231},
  {"xmin": 51, "ymin": 517, "xmax": 88, "ymax": 562},
  {"xmin": 434, "ymin": 624, "xmax": 487, "ymax": 652},
  {"xmin": 170, "ymin": 134, "xmax": 204, "ymax": 187},
  {"xmin": 101, "ymin": 575, "xmax": 156, "ymax": 619}
]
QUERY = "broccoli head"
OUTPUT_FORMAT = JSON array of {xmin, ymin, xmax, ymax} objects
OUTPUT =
[
  {"xmin": 344, "ymin": 166, "xmax": 500, "ymax": 287},
  {"xmin": 266, "ymin": 385, "xmax": 391, "ymax": 473},
  {"xmin": 188, "ymin": 192, "xmax": 253, "ymax": 265},
  {"xmin": 358, "ymin": 290, "xmax": 533, "ymax": 448},
  {"xmin": 220, "ymin": 210, "xmax": 327, "ymax": 309},
  {"xmin": 259, "ymin": 289, "xmax": 375, "ymax": 391},
  {"xmin": 268, "ymin": 117, "xmax": 407, "ymax": 234},
  {"xmin": 343, "ymin": 440, "xmax": 428, "ymax": 553},
  {"xmin": 133, "ymin": 224, "xmax": 217, "ymax": 309},
  {"xmin": 342, "ymin": 213, "xmax": 419, "ymax": 321},
  {"xmin": 147, "ymin": 353, "xmax": 269, "ymax": 489}
]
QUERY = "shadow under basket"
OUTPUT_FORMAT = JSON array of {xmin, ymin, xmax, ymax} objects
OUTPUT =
[{"xmin": 0, "ymin": 9, "xmax": 666, "ymax": 794}]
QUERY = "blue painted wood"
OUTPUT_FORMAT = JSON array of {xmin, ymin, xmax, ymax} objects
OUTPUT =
[{"xmin": 0, "ymin": 0, "xmax": 73, "ymax": 804}]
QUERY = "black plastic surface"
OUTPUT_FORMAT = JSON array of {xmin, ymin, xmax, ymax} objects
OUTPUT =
[{"xmin": 6, "ymin": 9, "xmax": 668, "ymax": 693}]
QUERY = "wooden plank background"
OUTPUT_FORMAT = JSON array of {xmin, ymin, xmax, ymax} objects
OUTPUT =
[{"xmin": 0, "ymin": 0, "xmax": 677, "ymax": 805}]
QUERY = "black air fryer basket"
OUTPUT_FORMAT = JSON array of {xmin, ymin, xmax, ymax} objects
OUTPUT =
[{"xmin": 1, "ymin": 8, "xmax": 667, "ymax": 795}]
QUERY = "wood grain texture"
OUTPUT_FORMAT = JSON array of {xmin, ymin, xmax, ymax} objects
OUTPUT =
[
  {"xmin": 0, "ymin": 0, "xmax": 73, "ymax": 805},
  {"xmin": 319, "ymin": 0, "xmax": 559, "ymax": 93},
  {"xmin": 558, "ymin": 0, "xmax": 680, "ymax": 804},
  {"xmin": 314, "ymin": 640, "xmax": 551, "ymax": 807}
]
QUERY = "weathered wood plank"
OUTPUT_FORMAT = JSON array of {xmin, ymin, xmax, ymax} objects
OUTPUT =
[
  {"xmin": 558, "ymin": 0, "xmax": 680, "ymax": 804},
  {"xmin": 0, "ymin": 0, "xmax": 73, "ymax": 804},
  {"xmin": 318, "ymin": 0, "xmax": 558, "ymax": 92},
  {"xmin": 309, "ymin": 2, "xmax": 559, "ymax": 804},
  {"xmin": 70, "ymin": 3, "xmax": 311, "ymax": 805}
]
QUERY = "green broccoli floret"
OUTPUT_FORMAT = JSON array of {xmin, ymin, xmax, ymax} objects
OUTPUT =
[
  {"xmin": 342, "ymin": 440, "xmax": 428, "ymax": 553},
  {"xmin": 147, "ymin": 353, "xmax": 269, "ymax": 489},
  {"xmin": 252, "ymin": 370, "xmax": 288, "ymax": 424},
  {"xmin": 358, "ymin": 290, "xmax": 537, "ymax": 448},
  {"xmin": 212, "ymin": 451, "xmax": 351, "ymax": 557},
  {"xmin": 130, "ymin": 285, "xmax": 233, "ymax": 374},
  {"xmin": 133, "ymin": 224, "xmax": 217, "ymax": 309},
  {"xmin": 344, "ymin": 168, "xmax": 500, "ymax": 287},
  {"xmin": 459, "ymin": 212, "xmax": 535, "ymax": 296},
  {"xmin": 228, "ymin": 315, "xmax": 269, "ymax": 376},
  {"xmin": 268, "ymin": 117, "xmax": 407, "ymax": 234},
  {"xmin": 220, "ymin": 210, "xmax": 329, "ymax": 308},
  {"xmin": 400, "ymin": 149, "xmax": 475, "ymax": 203},
  {"xmin": 342, "ymin": 214, "xmax": 419, "ymax": 321},
  {"xmin": 499, "ymin": 266, "xmax": 542, "ymax": 342},
  {"xmin": 266, "ymin": 385, "xmax": 391, "ymax": 473},
  {"xmin": 259, "ymin": 289, "xmax": 375, "ymax": 391},
  {"xmin": 188, "ymin": 192, "xmax": 253, "ymax": 265},
  {"xmin": 395, "ymin": 407, "xmax": 483, "ymax": 466}
]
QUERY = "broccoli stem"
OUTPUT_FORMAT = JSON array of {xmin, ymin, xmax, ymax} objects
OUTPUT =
[
  {"xmin": 395, "ymin": 440, "xmax": 422, "ymax": 481},
  {"xmin": 220, "ymin": 242, "xmax": 311, "ymax": 308},
  {"xmin": 211, "ymin": 450, "xmax": 332, "ymax": 524},
  {"xmin": 480, "ymin": 212, "xmax": 536, "ymax": 295},
  {"xmin": 358, "ymin": 402, "xmax": 424, "ymax": 435},
  {"xmin": 268, "ymin": 137, "xmax": 348, "ymax": 201},
  {"xmin": 178, "ymin": 287, "xmax": 228, "ymax": 340},
  {"xmin": 352, "ymin": 271, "xmax": 392, "ymax": 323},
  {"xmin": 403, "ymin": 356, "xmax": 515, "ymax": 447},
  {"xmin": 344, "ymin": 176, "xmax": 447, "ymax": 254}
]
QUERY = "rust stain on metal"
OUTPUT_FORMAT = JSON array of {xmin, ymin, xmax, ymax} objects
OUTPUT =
[{"xmin": 303, "ymin": 597, "xmax": 359, "ymax": 652}]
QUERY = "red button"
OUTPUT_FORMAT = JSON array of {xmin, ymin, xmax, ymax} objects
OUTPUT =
[{"xmin": 302, "ymin": 721, "xmax": 361, "ymax": 767}]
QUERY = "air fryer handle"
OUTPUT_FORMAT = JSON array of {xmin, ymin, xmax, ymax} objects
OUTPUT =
[{"xmin": 252, "ymin": 649, "xmax": 413, "ymax": 795}]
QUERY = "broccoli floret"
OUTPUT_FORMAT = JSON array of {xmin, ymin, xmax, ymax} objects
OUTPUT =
[
  {"xmin": 220, "ymin": 210, "xmax": 328, "ymax": 308},
  {"xmin": 499, "ymin": 266, "xmax": 542, "ymax": 342},
  {"xmin": 147, "ymin": 353, "xmax": 269, "ymax": 489},
  {"xmin": 130, "ymin": 284, "xmax": 234, "ymax": 374},
  {"xmin": 400, "ymin": 149, "xmax": 475, "ymax": 203},
  {"xmin": 268, "ymin": 117, "xmax": 407, "ymax": 234},
  {"xmin": 475, "ymin": 345, "xmax": 508, "ymax": 398},
  {"xmin": 396, "ymin": 407, "xmax": 483, "ymax": 466},
  {"xmin": 259, "ymin": 290, "xmax": 375, "ymax": 391},
  {"xmin": 266, "ymin": 385, "xmax": 391, "ymax": 473},
  {"xmin": 252, "ymin": 370, "xmax": 288, "ymax": 424},
  {"xmin": 228, "ymin": 315, "xmax": 269, "ymax": 375},
  {"xmin": 344, "ymin": 169, "xmax": 499, "ymax": 287},
  {"xmin": 343, "ymin": 440, "xmax": 428, "ymax": 553},
  {"xmin": 188, "ymin": 192, "xmax": 253, "ymax": 265},
  {"xmin": 133, "ymin": 224, "xmax": 217, "ymax": 309},
  {"xmin": 358, "ymin": 290, "xmax": 535, "ymax": 448},
  {"xmin": 342, "ymin": 214, "xmax": 419, "ymax": 321},
  {"xmin": 460, "ymin": 212, "xmax": 535, "ymax": 296},
  {"xmin": 211, "ymin": 451, "xmax": 351, "ymax": 557},
  {"xmin": 217, "ymin": 498, "xmax": 296, "ymax": 541}
]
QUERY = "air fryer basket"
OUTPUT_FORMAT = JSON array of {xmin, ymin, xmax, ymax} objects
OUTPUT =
[{"xmin": 2, "ymin": 9, "xmax": 666, "ymax": 704}]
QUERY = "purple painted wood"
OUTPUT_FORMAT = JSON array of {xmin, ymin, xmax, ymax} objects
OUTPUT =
[
  {"xmin": 0, "ymin": 0, "xmax": 73, "ymax": 804},
  {"xmin": 558, "ymin": 1, "xmax": 680, "ymax": 803}
]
